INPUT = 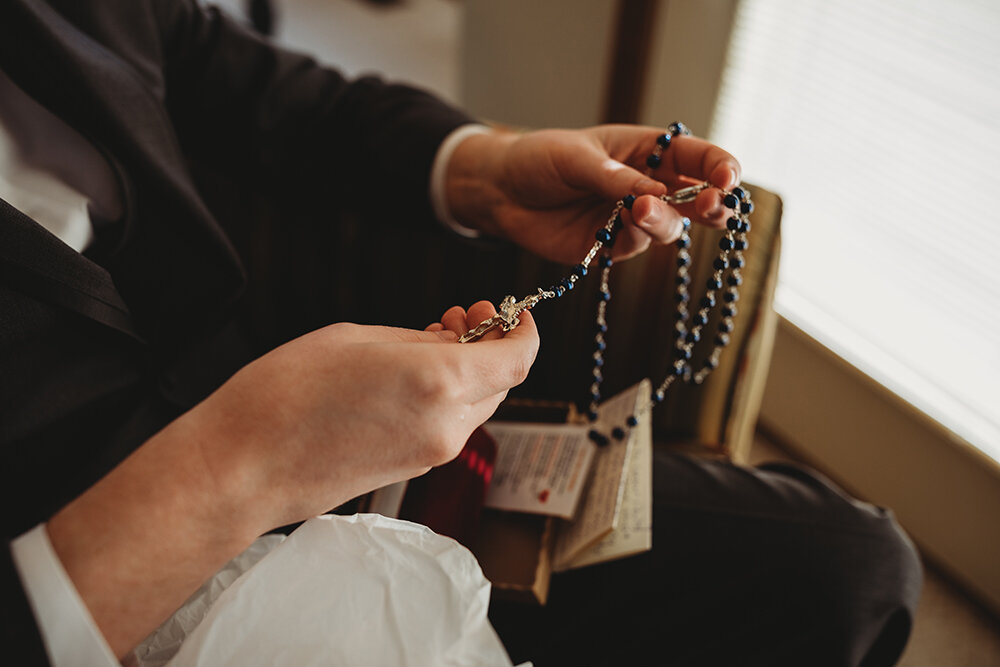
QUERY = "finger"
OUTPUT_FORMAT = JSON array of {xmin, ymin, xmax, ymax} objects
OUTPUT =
[
  {"xmin": 566, "ymin": 143, "xmax": 668, "ymax": 203},
  {"xmin": 453, "ymin": 310, "xmax": 540, "ymax": 402},
  {"xmin": 425, "ymin": 322, "xmax": 445, "ymax": 332},
  {"xmin": 625, "ymin": 194, "xmax": 689, "ymax": 244},
  {"xmin": 441, "ymin": 306, "xmax": 469, "ymax": 336},
  {"xmin": 668, "ymin": 188, "xmax": 730, "ymax": 229},
  {"xmin": 660, "ymin": 135, "xmax": 741, "ymax": 190},
  {"xmin": 323, "ymin": 322, "xmax": 458, "ymax": 345},
  {"xmin": 465, "ymin": 301, "xmax": 503, "ymax": 342}
]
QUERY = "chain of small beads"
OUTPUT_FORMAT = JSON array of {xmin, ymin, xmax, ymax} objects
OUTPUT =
[
  {"xmin": 582, "ymin": 123, "xmax": 754, "ymax": 446},
  {"xmin": 498, "ymin": 121, "xmax": 750, "ymax": 446}
]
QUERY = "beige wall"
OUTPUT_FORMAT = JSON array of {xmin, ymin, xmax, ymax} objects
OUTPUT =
[{"xmin": 462, "ymin": 0, "xmax": 619, "ymax": 128}]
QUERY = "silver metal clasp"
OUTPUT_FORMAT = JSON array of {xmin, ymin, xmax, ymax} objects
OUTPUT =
[{"xmin": 662, "ymin": 182, "xmax": 711, "ymax": 205}]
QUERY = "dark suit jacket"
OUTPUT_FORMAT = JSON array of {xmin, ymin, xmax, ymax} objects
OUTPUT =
[{"xmin": 0, "ymin": 1, "xmax": 472, "ymax": 662}]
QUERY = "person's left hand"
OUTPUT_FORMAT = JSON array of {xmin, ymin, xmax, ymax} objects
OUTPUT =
[{"xmin": 444, "ymin": 124, "xmax": 741, "ymax": 265}]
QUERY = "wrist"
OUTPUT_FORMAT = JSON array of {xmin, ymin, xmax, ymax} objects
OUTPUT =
[
  {"xmin": 443, "ymin": 128, "xmax": 519, "ymax": 238},
  {"xmin": 46, "ymin": 409, "xmax": 261, "ymax": 656}
]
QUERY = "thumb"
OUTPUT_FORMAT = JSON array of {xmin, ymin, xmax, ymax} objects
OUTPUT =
[
  {"xmin": 571, "ymin": 146, "xmax": 667, "ymax": 202},
  {"xmin": 455, "ymin": 310, "xmax": 540, "ymax": 401}
]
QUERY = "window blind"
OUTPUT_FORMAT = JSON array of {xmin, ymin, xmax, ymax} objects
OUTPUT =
[{"xmin": 710, "ymin": 0, "xmax": 1000, "ymax": 459}]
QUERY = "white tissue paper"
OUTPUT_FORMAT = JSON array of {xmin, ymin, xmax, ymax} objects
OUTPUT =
[{"xmin": 152, "ymin": 514, "xmax": 522, "ymax": 667}]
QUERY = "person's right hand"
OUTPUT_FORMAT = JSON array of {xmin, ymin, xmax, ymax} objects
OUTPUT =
[
  {"xmin": 46, "ymin": 313, "xmax": 538, "ymax": 657},
  {"xmin": 188, "ymin": 313, "xmax": 539, "ymax": 531}
]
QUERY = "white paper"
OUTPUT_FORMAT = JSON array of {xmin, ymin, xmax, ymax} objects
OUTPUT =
[
  {"xmin": 482, "ymin": 422, "xmax": 595, "ymax": 519},
  {"xmin": 555, "ymin": 388, "xmax": 653, "ymax": 571},
  {"xmin": 552, "ymin": 380, "xmax": 651, "ymax": 569},
  {"xmin": 161, "ymin": 514, "xmax": 524, "ymax": 667}
]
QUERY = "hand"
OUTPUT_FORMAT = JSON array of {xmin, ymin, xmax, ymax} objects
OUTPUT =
[
  {"xmin": 445, "ymin": 124, "xmax": 741, "ymax": 264},
  {"xmin": 425, "ymin": 299, "xmax": 514, "ymax": 342},
  {"xmin": 47, "ymin": 315, "xmax": 538, "ymax": 656},
  {"xmin": 193, "ymin": 316, "xmax": 539, "ymax": 528}
]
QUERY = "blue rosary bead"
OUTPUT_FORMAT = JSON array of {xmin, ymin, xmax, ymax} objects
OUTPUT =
[
  {"xmin": 713, "ymin": 257, "xmax": 728, "ymax": 270},
  {"xmin": 719, "ymin": 321, "xmax": 734, "ymax": 333},
  {"xmin": 675, "ymin": 307, "xmax": 689, "ymax": 321},
  {"xmin": 626, "ymin": 415, "xmax": 639, "ymax": 427},
  {"xmin": 715, "ymin": 333, "xmax": 731, "ymax": 346},
  {"xmin": 677, "ymin": 254, "xmax": 691, "ymax": 268},
  {"xmin": 591, "ymin": 389, "xmax": 601, "ymax": 401},
  {"xmin": 668, "ymin": 121, "xmax": 688, "ymax": 136},
  {"xmin": 676, "ymin": 291, "xmax": 690, "ymax": 304},
  {"xmin": 552, "ymin": 284, "xmax": 565, "ymax": 297},
  {"xmin": 694, "ymin": 312, "xmax": 708, "ymax": 326},
  {"xmin": 722, "ymin": 305, "xmax": 737, "ymax": 318},
  {"xmin": 723, "ymin": 193, "xmax": 739, "ymax": 209},
  {"xmin": 656, "ymin": 133, "xmax": 671, "ymax": 148},
  {"xmin": 730, "ymin": 256, "xmax": 745, "ymax": 268},
  {"xmin": 727, "ymin": 216, "xmax": 740, "ymax": 231},
  {"xmin": 682, "ymin": 217, "xmax": 691, "ymax": 230},
  {"xmin": 646, "ymin": 154, "xmax": 662, "ymax": 169},
  {"xmin": 674, "ymin": 346, "xmax": 692, "ymax": 360},
  {"xmin": 600, "ymin": 290, "xmax": 612, "ymax": 302},
  {"xmin": 596, "ymin": 322, "xmax": 608, "ymax": 333},
  {"xmin": 731, "ymin": 186, "xmax": 745, "ymax": 200},
  {"xmin": 740, "ymin": 201, "xmax": 754, "ymax": 214},
  {"xmin": 561, "ymin": 277, "xmax": 575, "ymax": 291},
  {"xmin": 677, "ymin": 236, "xmax": 690, "ymax": 248},
  {"xmin": 588, "ymin": 429, "xmax": 610, "ymax": 446},
  {"xmin": 723, "ymin": 289, "xmax": 739, "ymax": 303},
  {"xmin": 596, "ymin": 228, "xmax": 613, "ymax": 244},
  {"xmin": 593, "ymin": 355, "xmax": 604, "ymax": 367},
  {"xmin": 596, "ymin": 339, "xmax": 607, "ymax": 351},
  {"xmin": 719, "ymin": 237, "xmax": 734, "ymax": 250},
  {"xmin": 727, "ymin": 274, "xmax": 743, "ymax": 286},
  {"xmin": 739, "ymin": 220, "xmax": 751, "ymax": 233},
  {"xmin": 653, "ymin": 389, "xmax": 666, "ymax": 402},
  {"xmin": 734, "ymin": 239, "xmax": 748, "ymax": 251},
  {"xmin": 677, "ymin": 274, "xmax": 691, "ymax": 286},
  {"xmin": 613, "ymin": 214, "xmax": 624, "ymax": 230},
  {"xmin": 685, "ymin": 331, "xmax": 700, "ymax": 343},
  {"xmin": 599, "ymin": 255, "xmax": 613, "ymax": 269},
  {"xmin": 706, "ymin": 277, "xmax": 722, "ymax": 290},
  {"xmin": 612, "ymin": 427, "xmax": 627, "ymax": 441},
  {"xmin": 700, "ymin": 295, "xmax": 715, "ymax": 308},
  {"xmin": 573, "ymin": 263, "xmax": 588, "ymax": 278},
  {"xmin": 703, "ymin": 358, "xmax": 718, "ymax": 370},
  {"xmin": 622, "ymin": 194, "xmax": 636, "ymax": 209}
]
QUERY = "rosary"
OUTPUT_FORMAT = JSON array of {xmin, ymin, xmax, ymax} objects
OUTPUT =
[{"xmin": 458, "ymin": 122, "xmax": 753, "ymax": 446}]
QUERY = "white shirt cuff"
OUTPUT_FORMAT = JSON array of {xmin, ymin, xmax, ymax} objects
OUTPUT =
[
  {"xmin": 11, "ymin": 524, "xmax": 119, "ymax": 667},
  {"xmin": 429, "ymin": 123, "xmax": 493, "ymax": 239}
]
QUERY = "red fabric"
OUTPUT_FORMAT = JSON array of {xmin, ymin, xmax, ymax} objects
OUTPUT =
[{"xmin": 398, "ymin": 427, "xmax": 496, "ymax": 547}]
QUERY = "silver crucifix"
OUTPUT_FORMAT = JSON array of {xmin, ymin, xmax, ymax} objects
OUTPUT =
[{"xmin": 457, "ymin": 288, "xmax": 555, "ymax": 343}]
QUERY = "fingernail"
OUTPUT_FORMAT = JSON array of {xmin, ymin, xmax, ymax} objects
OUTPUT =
[{"xmin": 729, "ymin": 168, "xmax": 739, "ymax": 188}]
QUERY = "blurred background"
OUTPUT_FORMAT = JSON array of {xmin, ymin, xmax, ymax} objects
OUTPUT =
[{"xmin": 211, "ymin": 1, "xmax": 1000, "ymax": 663}]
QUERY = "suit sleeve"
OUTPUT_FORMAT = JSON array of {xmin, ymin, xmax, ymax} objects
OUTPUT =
[{"xmin": 152, "ymin": 0, "xmax": 476, "ymax": 221}]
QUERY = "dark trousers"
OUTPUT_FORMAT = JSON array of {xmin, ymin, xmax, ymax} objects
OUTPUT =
[{"xmin": 489, "ymin": 448, "xmax": 923, "ymax": 667}]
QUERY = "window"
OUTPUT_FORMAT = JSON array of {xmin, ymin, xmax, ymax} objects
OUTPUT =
[{"xmin": 710, "ymin": 0, "xmax": 1000, "ymax": 461}]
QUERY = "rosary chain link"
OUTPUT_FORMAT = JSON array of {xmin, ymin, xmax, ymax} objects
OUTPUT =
[{"xmin": 452, "ymin": 122, "xmax": 751, "ymax": 448}]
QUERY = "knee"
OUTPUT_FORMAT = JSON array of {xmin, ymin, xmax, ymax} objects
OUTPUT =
[{"xmin": 801, "ymin": 503, "xmax": 923, "ymax": 666}]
